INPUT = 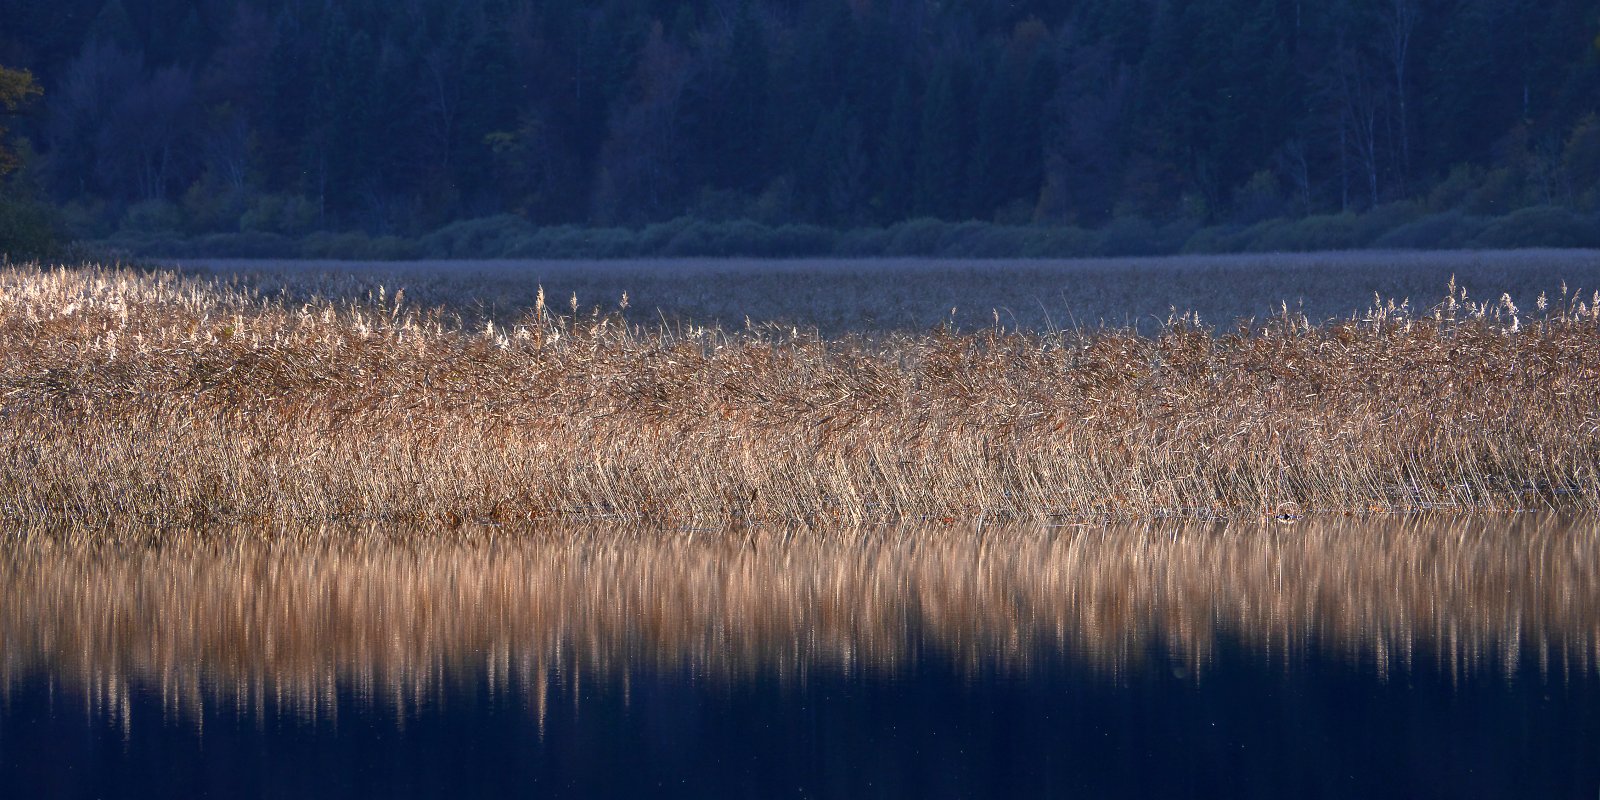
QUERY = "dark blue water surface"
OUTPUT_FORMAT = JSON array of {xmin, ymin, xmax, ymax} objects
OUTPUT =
[
  {"xmin": 4, "ymin": 645, "xmax": 1598, "ymax": 799},
  {"xmin": 2, "ymin": 520, "xmax": 1596, "ymax": 798}
]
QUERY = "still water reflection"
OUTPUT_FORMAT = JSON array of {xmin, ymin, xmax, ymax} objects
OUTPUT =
[{"xmin": 2, "ymin": 516, "xmax": 1597, "ymax": 797}]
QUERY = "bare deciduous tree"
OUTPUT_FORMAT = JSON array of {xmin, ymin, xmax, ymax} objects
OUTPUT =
[{"xmin": 1384, "ymin": 0, "xmax": 1419, "ymax": 180}]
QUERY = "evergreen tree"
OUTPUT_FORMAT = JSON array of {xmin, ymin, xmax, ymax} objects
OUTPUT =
[
  {"xmin": 455, "ymin": 1, "xmax": 522, "ymax": 211},
  {"xmin": 967, "ymin": 56, "xmax": 1023, "ymax": 217},
  {"xmin": 87, "ymin": 0, "xmax": 140, "ymax": 51},
  {"xmin": 718, "ymin": 5, "xmax": 771, "ymax": 192},
  {"xmin": 915, "ymin": 58, "xmax": 971, "ymax": 219},
  {"xmin": 876, "ymin": 74, "xmax": 919, "ymax": 222},
  {"xmin": 262, "ymin": 8, "xmax": 312, "ymax": 194}
]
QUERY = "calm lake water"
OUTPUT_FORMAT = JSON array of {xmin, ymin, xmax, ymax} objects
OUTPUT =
[
  {"xmin": 174, "ymin": 250, "xmax": 1600, "ymax": 336},
  {"xmin": 2, "ymin": 516, "xmax": 1597, "ymax": 798}
]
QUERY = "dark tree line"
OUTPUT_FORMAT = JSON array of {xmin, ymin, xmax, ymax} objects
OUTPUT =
[{"xmin": 1, "ymin": 0, "xmax": 1598, "ymax": 240}]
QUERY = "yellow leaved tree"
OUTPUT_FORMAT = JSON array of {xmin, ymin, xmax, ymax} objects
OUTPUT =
[{"xmin": 0, "ymin": 66, "xmax": 42, "ymax": 178}]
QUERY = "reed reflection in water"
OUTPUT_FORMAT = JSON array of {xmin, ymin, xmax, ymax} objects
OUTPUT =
[{"xmin": 2, "ymin": 515, "xmax": 1596, "ymax": 729}]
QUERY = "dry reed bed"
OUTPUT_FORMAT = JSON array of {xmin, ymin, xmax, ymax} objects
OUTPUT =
[
  {"xmin": 2, "ymin": 517, "xmax": 1595, "ymax": 724},
  {"xmin": 2, "ymin": 263, "xmax": 1599, "ymax": 525}
]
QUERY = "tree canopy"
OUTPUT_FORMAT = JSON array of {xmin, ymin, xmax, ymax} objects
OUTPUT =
[{"xmin": 0, "ymin": 0, "xmax": 1596, "ymax": 238}]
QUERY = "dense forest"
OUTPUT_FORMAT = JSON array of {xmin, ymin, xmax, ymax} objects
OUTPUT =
[{"xmin": 1, "ymin": 0, "xmax": 1599, "ymax": 258}]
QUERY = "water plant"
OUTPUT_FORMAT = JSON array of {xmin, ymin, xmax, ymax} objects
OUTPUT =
[{"xmin": 1, "ymin": 263, "xmax": 1597, "ymax": 526}]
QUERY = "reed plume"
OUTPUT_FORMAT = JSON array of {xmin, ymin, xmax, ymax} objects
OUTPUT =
[{"xmin": 1, "ymin": 263, "xmax": 1597, "ymax": 526}]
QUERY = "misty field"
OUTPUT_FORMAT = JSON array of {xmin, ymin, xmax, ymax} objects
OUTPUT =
[{"xmin": 3, "ymin": 252, "xmax": 1600, "ymax": 526}]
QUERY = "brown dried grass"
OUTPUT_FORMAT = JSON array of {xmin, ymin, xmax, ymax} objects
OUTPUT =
[{"xmin": 2, "ymin": 263, "xmax": 1598, "ymax": 526}]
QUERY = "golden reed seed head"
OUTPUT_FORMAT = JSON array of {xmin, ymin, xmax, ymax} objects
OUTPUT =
[{"xmin": 0, "ymin": 262, "xmax": 1596, "ymax": 526}]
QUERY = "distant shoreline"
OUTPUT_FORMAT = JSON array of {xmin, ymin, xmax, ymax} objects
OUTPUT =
[{"xmin": 73, "ymin": 204, "xmax": 1600, "ymax": 264}]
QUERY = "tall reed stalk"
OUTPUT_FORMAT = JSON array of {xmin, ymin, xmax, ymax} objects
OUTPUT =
[{"xmin": 2, "ymin": 264, "xmax": 1597, "ymax": 525}]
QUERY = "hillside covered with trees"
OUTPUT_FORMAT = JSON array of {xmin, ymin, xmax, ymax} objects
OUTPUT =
[{"xmin": 1, "ymin": 0, "xmax": 1599, "ymax": 258}]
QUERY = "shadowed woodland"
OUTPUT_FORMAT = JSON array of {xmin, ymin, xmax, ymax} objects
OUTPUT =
[{"xmin": 1, "ymin": 0, "xmax": 1599, "ymax": 256}]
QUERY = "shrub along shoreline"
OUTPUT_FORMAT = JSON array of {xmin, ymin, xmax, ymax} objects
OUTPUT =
[
  {"xmin": 3, "ymin": 264, "xmax": 1597, "ymax": 527},
  {"xmin": 79, "ymin": 204, "xmax": 1600, "ymax": 262}
]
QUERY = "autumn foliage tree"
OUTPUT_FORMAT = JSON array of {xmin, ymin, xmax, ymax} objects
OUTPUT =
[
  {"xmin": 0, "ymin": 66, "xmax": 42, "ymax": 179},
  {"xmin": 0, "ymin": 64, "xmax": 55, "ymax": 257}
]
